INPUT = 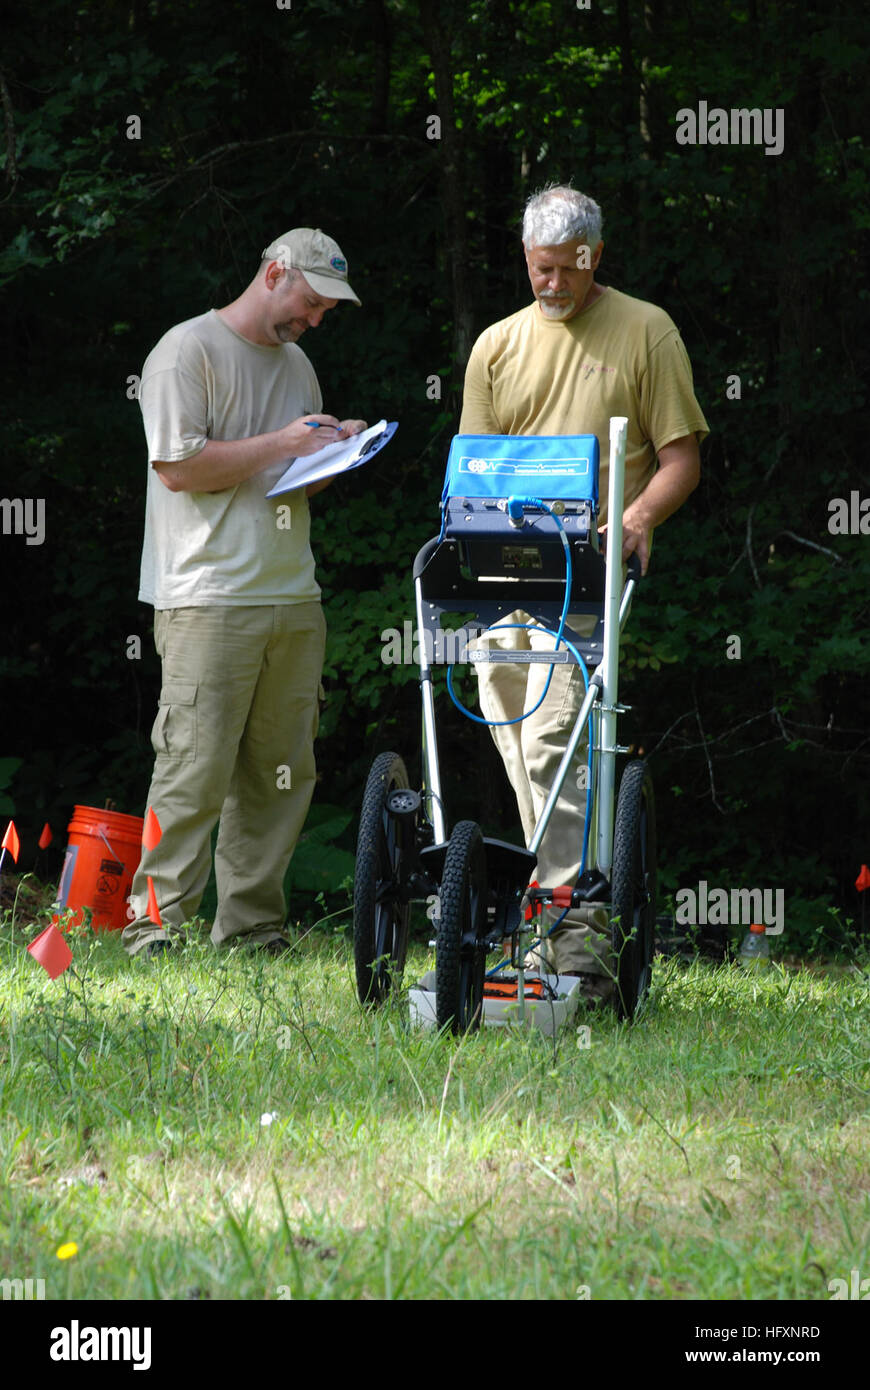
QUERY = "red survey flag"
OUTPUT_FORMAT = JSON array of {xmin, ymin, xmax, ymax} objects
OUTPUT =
[
  {"xmin": 142, "ymin": 808, "xmax": 162, "ymax": 851},
  {"xmin": 856, "ymin": 864, "xmax": 870, "ymax": 892},
  {"xmin": 27, "ymin": 923, "xmax": 73, "ymax": 979},
  {"xmin": 1, "ymin": 820, "xmax": 20, "ymax": 863},
  {"xmin": 38, "ymin": 823, "xmax": 53, "ymax": 849},
  {"xmin": 146, "ymin": 876, "xmax": 162, "ymax": 926}
]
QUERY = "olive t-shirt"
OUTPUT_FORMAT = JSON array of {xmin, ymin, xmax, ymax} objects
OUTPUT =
[
  {"xmin": 459, "ymin": 288, "xmax": 709, "ymax": 525},
  {"xmin": 138, "ymin": 309, "xmax": 322, "ymax": 608}
]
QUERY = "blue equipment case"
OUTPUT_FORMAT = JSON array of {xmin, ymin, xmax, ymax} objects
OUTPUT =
[{"xmin": 441, "ymin": 433, "xmax": 600, "ymax": 543}]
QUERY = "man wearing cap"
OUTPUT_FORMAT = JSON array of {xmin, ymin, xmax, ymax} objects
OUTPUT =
[
  {"xmin": 460, "ymin": 186, "xmax": 708, "ymax": 996},
  {"xmin": 123, "ymin": 229, "xmax": 364, "ymax": 958}
]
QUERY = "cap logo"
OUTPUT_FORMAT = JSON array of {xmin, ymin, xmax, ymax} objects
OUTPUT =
[{"xmin": 329, "ymin": 255, "xmax": 347, "ymax": 273}]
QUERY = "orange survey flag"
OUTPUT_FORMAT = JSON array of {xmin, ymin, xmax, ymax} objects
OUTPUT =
[
  {"xmin": 142, "ymin": 808, "xmax": 162, "ymax": 851},
  {"xmin": 38, "ymin": 823, "xmax": 53, "ymax": 849},
  {"xmin": 27, "ymin": 923, "xmax": 73, "ymax": 979},
  {"xmin": 146, "ymin": 876, "xmax": 162, "ymax": 926},
  {"xmin": 1, "ymin": 820, "xmax": 20, "ymax": 863}
]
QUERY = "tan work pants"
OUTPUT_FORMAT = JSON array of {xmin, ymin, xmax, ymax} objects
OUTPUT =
[
  {"xmin": 475, "ymin": 610, "xmax": 613, "ymax": 977},
  {"xmin": 122, "ymin": 602, "xmax": 326, "ymax": 954}
]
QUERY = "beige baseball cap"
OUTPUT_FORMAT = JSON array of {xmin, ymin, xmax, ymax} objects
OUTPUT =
[{"xmin": 261, "ymin": 227, "xmax": 361, "ymax": 306}]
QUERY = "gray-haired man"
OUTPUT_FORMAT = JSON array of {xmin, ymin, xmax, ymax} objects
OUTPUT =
[
  {"xmin": 124, "ymin": 229, "xmax": 366, "ymax": 958},
  {"xmin": 460, "ymin": 186, "xmax": 708, "ymax": 994}
]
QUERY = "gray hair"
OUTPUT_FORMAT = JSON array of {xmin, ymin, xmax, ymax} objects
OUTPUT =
[{"xmin": 522, "ymin": 185, "xmax": 603, "ymax": 250}]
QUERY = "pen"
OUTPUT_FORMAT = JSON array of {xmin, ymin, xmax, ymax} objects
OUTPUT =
[{"xmin": 305, "ymin": 421, "xmax": 339, "ymax": 429}]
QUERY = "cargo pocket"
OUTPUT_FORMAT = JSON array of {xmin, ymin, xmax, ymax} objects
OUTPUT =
[
  {"xmin": 553, "ymin": 613, "xmax": 597, "ymax": 729},
  {"xmin": 151, "ymin": 681, "xmax": 198, "ymax": 761},
  {"xmin": 554, "ymin": 663, "xmax": 588, "ymax": 729}
]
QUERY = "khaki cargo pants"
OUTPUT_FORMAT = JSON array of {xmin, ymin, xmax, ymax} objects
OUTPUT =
[{"xmin": 122, "ymin": 603, "xmax": 326, "ymax": 955}]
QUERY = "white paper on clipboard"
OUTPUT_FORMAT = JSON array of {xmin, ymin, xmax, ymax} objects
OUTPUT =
[{"xmin": 266, "ymin": 419, "xmax": 398, "ymax": 497}]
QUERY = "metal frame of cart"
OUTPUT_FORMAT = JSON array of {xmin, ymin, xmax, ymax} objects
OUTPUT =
[{"xmin": 353, "ymin": 417, "xmax": 657, "ymax": 1031}]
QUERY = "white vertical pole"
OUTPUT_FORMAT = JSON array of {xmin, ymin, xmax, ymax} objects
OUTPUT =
[
  {"xmin": 415, "ymin": 579, "xmax": 447, "ymax": 845},
  {"xmin": 596, "ymin": 417, "xmax": 627, "ymax": 876}
]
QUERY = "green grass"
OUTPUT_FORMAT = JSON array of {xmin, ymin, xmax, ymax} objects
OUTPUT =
[{"xmin": 1, "ymin": 909, "xmax": 868, "ymax": 1301}]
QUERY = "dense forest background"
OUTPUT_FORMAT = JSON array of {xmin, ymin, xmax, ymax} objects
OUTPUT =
[{"xmin": 1, "ymin": 0, "xmax": 868, "ymax": 950}]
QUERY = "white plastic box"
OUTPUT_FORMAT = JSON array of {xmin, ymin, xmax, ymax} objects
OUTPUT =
[{"xmin": 409, "ymin": 970, "xmax": 582, "ymax": 1035}]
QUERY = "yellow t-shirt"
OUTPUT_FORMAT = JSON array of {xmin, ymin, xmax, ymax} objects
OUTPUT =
[
  {"xmin": 459, "ymin": 287, "xmax": 709, "ymax": 525},
  {"xmin": 138, "ymin": 310, "xmax": 323, "ymax": 608}
]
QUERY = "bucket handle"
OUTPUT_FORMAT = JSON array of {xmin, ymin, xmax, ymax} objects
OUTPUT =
[{"xmin": 95, "ymin": 823, "xmax": 123, "ymax": 865}]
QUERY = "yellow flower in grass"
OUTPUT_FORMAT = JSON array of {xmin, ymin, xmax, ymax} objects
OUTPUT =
[{"xmin": 56, "ymin": 1241, "xmax": 78, "ymax": 1260}]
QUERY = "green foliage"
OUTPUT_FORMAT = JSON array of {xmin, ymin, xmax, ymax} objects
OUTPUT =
[
  {"xmin": 284, "ymin": 804, "xmax": 356, "ymax": 896},
  {"xmin": 0, "ymin": 758, "xmax": 23, "ymax": 817},
  {"xmin": 0, "ymin": 0, "xmax": 867, "ymax": 952}
]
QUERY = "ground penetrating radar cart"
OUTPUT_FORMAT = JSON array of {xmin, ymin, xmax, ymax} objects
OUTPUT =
[{"xmin": 353, "ymin": 417, "xmax": 657, "ymax": 1032}]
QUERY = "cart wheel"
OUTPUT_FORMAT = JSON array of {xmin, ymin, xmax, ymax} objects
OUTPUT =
[
  {"xmin": 354, "ymin": 751, "xmax": 413, "ymax": 1006},
  {"xmin": 435, "ymin": 820, "xmax": 489, "ymax": 1035},
  {"xmin": 610, "ymin": 760, "xmax": 657, "ymax": 1020}
]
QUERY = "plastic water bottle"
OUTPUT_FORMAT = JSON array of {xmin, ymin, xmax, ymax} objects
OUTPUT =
[{"xmin": 738, "ymin": 922, "xmax": 770, "ymax": 968}]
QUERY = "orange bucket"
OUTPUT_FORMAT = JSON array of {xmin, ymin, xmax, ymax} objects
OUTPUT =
[{"xmin": 54, "ymin": 805, "xmax": 144, "ymax": 931}]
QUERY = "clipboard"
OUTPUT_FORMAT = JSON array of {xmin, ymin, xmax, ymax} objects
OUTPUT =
[{"xmin": 266, "ymin": 419, "xmax": 399, "ymax": 497}]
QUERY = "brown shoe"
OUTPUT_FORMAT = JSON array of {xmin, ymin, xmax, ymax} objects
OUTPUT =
[{"xmin": 256, "ymin": 937, "xmax": 293, "ymax": 957}]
